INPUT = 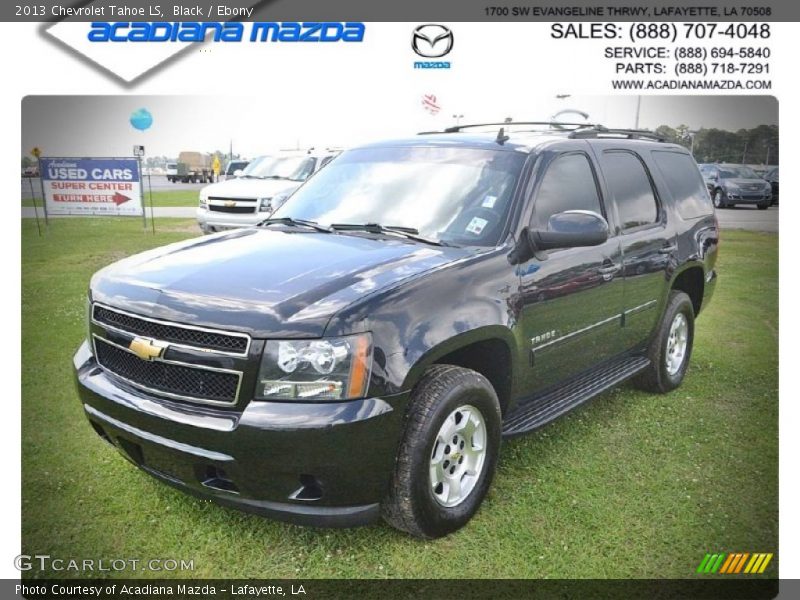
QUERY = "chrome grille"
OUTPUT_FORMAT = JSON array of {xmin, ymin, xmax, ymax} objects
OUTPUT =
[
  {"xmin": 93, "ymin": 304, "xmax": 249, "ymax": 355},
  {"xmin": 94, "ymin": 337, "xmax": 240, "ymax": 404},
  {"xmin": 208, "ymin": 205, "xmax": 258, "ymax": 214}
]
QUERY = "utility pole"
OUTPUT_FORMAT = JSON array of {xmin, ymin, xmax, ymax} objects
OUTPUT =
[
  {"xmin": 742, "ymin": 140, "xmax": 748, "ymax": 164},
  {"xmin": 634, "ymin": 96, "xmax": 642, "ymax": 129}
]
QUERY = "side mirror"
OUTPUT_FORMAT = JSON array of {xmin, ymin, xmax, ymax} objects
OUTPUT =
[
  {"xmin": 233, "ymin": 169, "xmax": 244, "ymax": 177},
  {"xmin": 508, "ymin": 210, "xmax": 609, "ymax": 264}
]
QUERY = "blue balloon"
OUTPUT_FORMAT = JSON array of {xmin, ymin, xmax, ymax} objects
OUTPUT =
[{"xmin": 130, "ymin": 108, "xmax": 153, "ymax": 131}]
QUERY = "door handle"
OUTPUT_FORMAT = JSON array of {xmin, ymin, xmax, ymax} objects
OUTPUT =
[{"xmin": 659, "ymin": 243, "xmax": 678, "ymax": 255}]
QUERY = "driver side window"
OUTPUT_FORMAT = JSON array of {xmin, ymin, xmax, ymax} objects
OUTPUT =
[{"xmin": 531, "ymin": 153, "xmax": 603, "ymax": 230}]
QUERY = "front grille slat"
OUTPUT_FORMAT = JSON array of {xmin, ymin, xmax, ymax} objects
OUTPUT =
[
  {"xmin": 208, "ymin": 205, "xmax": 258, "ymax": 214},
  {"xmin": 93, "ymin": 305, "xmax": 248, "ymax": 355},
  {"xmin": 94, "ymin": 338, "xmax": 239, "ymax": 404}
]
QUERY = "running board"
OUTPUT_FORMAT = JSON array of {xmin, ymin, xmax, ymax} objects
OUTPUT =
[{"xmin": 502, "ymin": 355, "xmax": 651, "ymax": 437}]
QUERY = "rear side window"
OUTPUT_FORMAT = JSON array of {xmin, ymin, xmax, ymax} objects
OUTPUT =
[
  {"xmin": 600, "ymin": 151, "xmax": 659, "ymax": 231},
  {"xmin": 532, "ymin": 153, "xmax": 603, "ymax": 229},
  {"xmin": 652, "ymin": 151, "xmax": 713, "ymax": 219}
]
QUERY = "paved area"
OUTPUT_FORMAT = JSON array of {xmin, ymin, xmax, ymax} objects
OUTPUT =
[
  {"xmin": 715, "ymin": 205, "xmax": 779, "ymax": 233},
  {"xmin": 21, "ymin": 206, "xmax": 197, "ymax": 219}
]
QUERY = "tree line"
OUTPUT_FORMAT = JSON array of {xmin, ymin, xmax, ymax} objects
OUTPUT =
[{"xmin": 654, "ymin": 123, "xmax": 778, "ymax": 165}]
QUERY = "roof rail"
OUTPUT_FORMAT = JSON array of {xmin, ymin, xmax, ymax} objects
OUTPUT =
[
  {"xmin": 568, "ymin": 126, "xmax": 667, "ymax": 142},
  {"xmin": 418, "ymin": 121, "xmax": 600, "ymax": 135}
]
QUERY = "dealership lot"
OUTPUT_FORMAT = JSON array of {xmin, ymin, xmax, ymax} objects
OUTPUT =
[{"xmin": 21, "ymin": 217, "xmax": 776, "ymax": 578}]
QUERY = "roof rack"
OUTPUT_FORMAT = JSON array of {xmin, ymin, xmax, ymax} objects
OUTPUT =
[
  {"xmin": 418, "ymin": 121, "xmax": 599, "ymax": 135},
  {"xmin": 568, "ymin": 126, "xmax": 667, "ymax": 142}
]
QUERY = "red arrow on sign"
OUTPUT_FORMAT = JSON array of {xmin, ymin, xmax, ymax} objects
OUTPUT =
[{"xmin": 111, "ymin": 192, "xmax": 131, "ymax": 206}]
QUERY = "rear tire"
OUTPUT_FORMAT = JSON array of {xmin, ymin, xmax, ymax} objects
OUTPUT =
[
  {"xmin": 382, "ymin": 365, "xmax": 501, "ymax": 539},
  {"xmin": 635, "ymin": 291, "xmax": 695, "ymax": 394}
]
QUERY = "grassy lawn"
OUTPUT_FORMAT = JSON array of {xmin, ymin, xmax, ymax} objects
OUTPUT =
[
  {"xmin": 21, "ymin": 189, "xmax": 199, "ymax": 208},
  {"xmin": 21, "ymin": 219, "xmax": 778, "ymax": 579}
]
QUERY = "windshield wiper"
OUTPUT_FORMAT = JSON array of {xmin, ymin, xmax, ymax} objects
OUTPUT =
[
  {"xmin": 330, "ymin": 223, "xmax": 451, "ymax": 247},
  {"xmin": 258, "ymin": 217, "xmax": 333, "ymax": 233}
]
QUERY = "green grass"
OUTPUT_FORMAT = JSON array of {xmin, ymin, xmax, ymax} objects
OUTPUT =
[
  {"xmin": 22, "ymin": 189, "xmax": 199, "ymax": 208},
  {"xmin": 21, "ymin": 220, "xmax": 777, "ymax": 579}
]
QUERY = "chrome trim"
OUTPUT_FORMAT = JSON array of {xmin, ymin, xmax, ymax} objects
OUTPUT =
[
  {"xmin": 84, "ymin": 404, "xmax": 233, "ymax": 462},
  {"xmin": 92, "ymin": 334, "xmax": 243, "ymax": 407},
  {"xmin": 624, "ymin": 299, "xmax": 658, "ymax": 317},
  {"xmin": 533, "ymin": 314, "xmax": 621, "ymax": 351},
  {"xmin": 92, "ymin": 302, "xmax": 251, "ymax": 358}
]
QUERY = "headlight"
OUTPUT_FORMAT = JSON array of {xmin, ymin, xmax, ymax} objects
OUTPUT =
[
  {"xmin": 724, "ymin": 182, "xmax": 739, "ymax": 190},
  {"xmin": 258, "ymin": 197, "xmax": 273, "ymax": 212},
  {"xmin": 199, "ymin": 190, "xmax": 208, "ymax": 208},
  {"xmin": 256, "ymin": 333, "xmax": 373, "ymax": 401}
]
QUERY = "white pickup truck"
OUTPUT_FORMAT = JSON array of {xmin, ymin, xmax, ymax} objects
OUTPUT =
[{"xmin": 196, "ymin": 150, "xmax": 338, "ymax": 233}]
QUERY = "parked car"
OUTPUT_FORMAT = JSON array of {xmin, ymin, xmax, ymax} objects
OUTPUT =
[
  {"xmin": 699, "ymin": 163, "xmax": 772, "ymax": 210},
  {"xmin": 196, "ymin": 149, "xmax": 338, "ymax": 233},
  {"xmin": 22, "ymin": 165, "xmax": 39, "ymax": 177},
  {"xmin": 74, "ymin": 124, "xmax": 718, "ymax": 538},
  {"xmin": 763, "ymin": 167, "xmax": 779, "ymax": 205},
  {"xmin": 220, "ymin": 159, "xmax": 250, "ymax": 181},
  {"xmin": 165, "ymin": 162, "xmax": 178, "ymax": 182}
]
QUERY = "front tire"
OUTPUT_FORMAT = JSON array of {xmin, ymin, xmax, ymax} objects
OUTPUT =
[
  {"xmin": 757, "ymin": 201, "xmax": 770, "ymax": 210},
  {"xmin": 635, "ymin": 291, "xmax": 695, "ymax": 394},
  {"xmin": 382, "ymin": 365, "xmax": 501, "ymax": 539},
  {"xmin": 712, "ymin": 189, "xmax": 728, "ymax": 209}
]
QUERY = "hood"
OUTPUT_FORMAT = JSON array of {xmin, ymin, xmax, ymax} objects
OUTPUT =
[
  {"xmin": 200, "ymin": 177, "xmax": 299, "ymax": 199},
  {"xmin": 90, "ymin": 228, "xmax": 470, "ymax": 338}
]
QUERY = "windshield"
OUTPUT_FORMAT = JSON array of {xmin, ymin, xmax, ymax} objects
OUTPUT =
[
  {"xmin": 166, "ymin": 163, "xmax": 177, "ymax": 169},
  {"xmin": 242, "ymin": 156, "xmax": 316, "ymax": 181},
  {"xmin": 271, "ymin": 146, "xmax": 526, "ymax": 246},
  {"xmin": 720, "ymin": 166, "xmax": 759, "ymax": 179}
]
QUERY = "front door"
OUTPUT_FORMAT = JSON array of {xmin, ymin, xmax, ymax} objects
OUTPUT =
[{"xmin": 515, "ymin": 146, "xmax": 626, "ymax": 396}]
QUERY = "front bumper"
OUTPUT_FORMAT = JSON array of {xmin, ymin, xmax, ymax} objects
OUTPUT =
[
  {"xmin": 723, "ymin": 189, "xmax": 772, "ymax": 203},
  {"xmin": 196, "ymin": 207, "xmax": 269, "ymax": 232},
  {"xmin": 73, "ymin": 341, "xmax": 409, "ymax": 527}
]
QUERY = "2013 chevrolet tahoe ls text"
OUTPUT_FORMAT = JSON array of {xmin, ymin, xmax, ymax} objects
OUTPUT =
[{"xmin": 74, "ymin": 123, "xmax": 718, "ymax": 538}]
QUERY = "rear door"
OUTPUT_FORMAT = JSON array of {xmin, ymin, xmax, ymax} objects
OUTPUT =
[
  {"xmin": 516, "ymin": 142, "xmax": 626, "ymax": 394},
  {"xmin": 593, "ymin": 144, "xmax": 674, "ymax": 349}
]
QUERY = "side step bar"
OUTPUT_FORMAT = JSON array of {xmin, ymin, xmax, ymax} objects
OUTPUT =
[{"xmin": 502, "ymin": 355, "xmax": 651, "ymax": 437}]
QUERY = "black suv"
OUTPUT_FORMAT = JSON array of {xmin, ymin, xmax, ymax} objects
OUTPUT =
[{"xmin": 74, "ymin": 123, "xmax": 719, "ymax": 538}]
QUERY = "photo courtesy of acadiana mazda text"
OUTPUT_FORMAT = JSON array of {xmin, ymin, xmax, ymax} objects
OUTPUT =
[{"xmin": 73, "ymin": 122, "xmax": 718, "ymax": 539}]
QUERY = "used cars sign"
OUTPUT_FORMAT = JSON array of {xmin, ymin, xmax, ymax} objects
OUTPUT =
[{"xmin": 40, "ymin": 157, "xmax": 143, "ymax": 216}]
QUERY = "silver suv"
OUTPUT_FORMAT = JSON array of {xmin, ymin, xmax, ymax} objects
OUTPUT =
[{"xmin": 197, "ymin": 149, "xmax": 339, "ymax": 233}]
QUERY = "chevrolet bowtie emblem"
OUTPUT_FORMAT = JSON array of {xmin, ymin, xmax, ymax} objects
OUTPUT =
[
  {"xmin": 224, "ymin": 201, "xmax": 236, "ymax": 207},
  {"xmin": 128, "ymin": 337, "xmax": 168, "ymax": 361}
]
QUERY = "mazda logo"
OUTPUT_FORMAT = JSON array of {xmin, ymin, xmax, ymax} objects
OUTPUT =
[{"xmin": 412, "ymin": 24, "xmax": 454, "ymax": 58}]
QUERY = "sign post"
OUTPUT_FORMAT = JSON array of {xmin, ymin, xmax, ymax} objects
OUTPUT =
[{"xmin": 27, "ymin": 175, "xmax": 42, "ymax": 237}]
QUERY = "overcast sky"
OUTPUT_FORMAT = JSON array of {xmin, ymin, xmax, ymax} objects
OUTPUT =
[{"xmin": 22, "ymin": 95, "xmax": 777, "ymax": 159}]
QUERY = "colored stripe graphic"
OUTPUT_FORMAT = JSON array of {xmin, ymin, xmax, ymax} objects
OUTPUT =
[{"xmin": 700, "ymin": 552, "xmax": 774, "ymax": 575}]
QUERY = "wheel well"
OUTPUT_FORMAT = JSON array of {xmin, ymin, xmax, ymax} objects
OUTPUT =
[
  {"xmin": 672, "ymin": 267, "xmax": 704, "ymax": 315},
  {"xmin": 434, "ymin": 339, "xmax": 512, "ymax": 415}
]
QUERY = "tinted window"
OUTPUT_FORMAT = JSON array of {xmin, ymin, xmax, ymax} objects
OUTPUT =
[
  {"xmin": 532, "ymin": 153, "xmax": 602, "ymax": 229},
  {"xmin": 653, "ymin": 151, "xmax": 713, "ymax": 219},
  {"xmin": 601, "ymin": 151, "xmax": 658, "ymax": 230}
]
